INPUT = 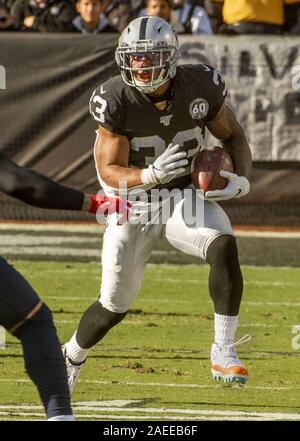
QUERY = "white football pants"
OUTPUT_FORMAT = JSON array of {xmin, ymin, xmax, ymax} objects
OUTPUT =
[{"xmin": 99, "ymin": 188, "xmax": 233, "ymax": 313}]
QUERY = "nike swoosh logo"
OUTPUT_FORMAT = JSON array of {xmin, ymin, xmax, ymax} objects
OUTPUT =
[
  {"xmin": 236, "ymin": 189, "xmax": 242, "ymax": 197},
  {"xmin": 100, "ymin": 85, "xmax": 106, "ymax": 94}
]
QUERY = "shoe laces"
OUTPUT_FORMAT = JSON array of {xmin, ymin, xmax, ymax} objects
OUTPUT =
[
  {"xmin": 224, "ymin": 334, "xmax": 252, "ymax": 358},
  {"xmin": 227, "ymin": 334, "xmax": 252, "ymax": 350}
]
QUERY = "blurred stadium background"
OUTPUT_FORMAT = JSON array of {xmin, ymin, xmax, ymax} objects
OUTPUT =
[{"xmin": 1, "ymin": 33, "xmax": 300, "ymax": 226}]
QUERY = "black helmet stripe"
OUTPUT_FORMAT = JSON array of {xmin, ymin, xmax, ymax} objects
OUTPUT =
[{"xmin": 139, "ymin": 17, "xmax": 149, "ymax": 40}]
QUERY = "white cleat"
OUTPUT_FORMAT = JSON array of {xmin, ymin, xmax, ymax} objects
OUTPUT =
[
  {"xmin": 47, "ymin": 415, "xmax": 75, "ymax": 421},
  {"xmin": 211, "ymin": 334, "xmax": 251, "ymax": 385},
  {"xmin": 62, "ymin": 344, "xmax": 85, "ymax": 396}
]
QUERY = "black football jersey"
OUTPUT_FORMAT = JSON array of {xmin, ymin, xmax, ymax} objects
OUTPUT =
[{"xmin": 90, "ymin": 64, "xmax": 227, "ymax": 191}]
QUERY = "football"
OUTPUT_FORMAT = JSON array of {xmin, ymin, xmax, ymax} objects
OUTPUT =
[{"xmin": 191, "ymin": 146, "xmax": 233, "ymax": 193}]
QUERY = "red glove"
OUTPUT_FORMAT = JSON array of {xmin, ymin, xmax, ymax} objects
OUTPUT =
[{"xmin": 88, "ymin": 193, "xmax": 132, "ymax": 222}]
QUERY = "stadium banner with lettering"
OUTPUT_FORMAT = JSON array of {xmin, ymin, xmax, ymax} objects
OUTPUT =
[
  {"xmin": 179, "ymin": 34, "xmax": 300, "ymax": 161},
  {"xmin": 0, "ymin": 34, "xmax": 299, "ymax": 225}
]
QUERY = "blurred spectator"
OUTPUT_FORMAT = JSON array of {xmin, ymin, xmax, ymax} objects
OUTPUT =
[
  {"xmin": 130, "ymin": 0, "xmax": 144, "ymax": 17},
  {"xmin": 1, "ymin": 0, "xmax": 17, "ymax": 12},
  {"xmin": 284, "ymin": 0, "xmax": 300, "ymax": 33},
  {"xmin": 104, "ymin": 0, "xmax": 131, "ymax": 32},
  {"xmin": 173, "ymin": 0, "xmax": 213, "ymax": 34},
  {"xmin": 212, "ymin": 0, "xmax": 300, "ymax": 35},
  {"xmin": 141, "ymin": 0, "xmax": 185, "ymax": 33},
  {"xmin": 140, "ymin": 0, "xmax": 212, "ymax": 34},
  {"xmin": 203, "ymin": 0, "xmax": 223, "ymax": 33},
  {"xmin": 11, "ymin": 0, "xmax": 77, "ymax": 32},
  {"xmin": 0, "ymin": 3, "xmax": 16, "ymax": 29},
  {"xmin": 289, "ymin": 13, "xmax": 300, "ymax": 35},
  {"xmin": 68, "ymin": 0, "xmax": 117, "ymax": 33}
]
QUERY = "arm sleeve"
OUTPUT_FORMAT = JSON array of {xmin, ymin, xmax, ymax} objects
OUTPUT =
[{"xmin": 0, "ymin": 153, "xmax": 84, "ymax": 211}]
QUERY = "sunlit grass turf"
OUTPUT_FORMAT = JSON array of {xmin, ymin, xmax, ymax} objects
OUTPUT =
[{"xmin": 1, "ymin": 261, "xmax": 300, "ymax": 420}]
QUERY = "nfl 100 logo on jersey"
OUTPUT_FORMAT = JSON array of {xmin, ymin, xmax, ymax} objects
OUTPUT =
[
  {"xmin": 189, "ymin": 98, "xmax": 209, "ymax": 120},
  {"xmin": 160, "ymin": 115, "xmax": 173, "ymax": 126}
]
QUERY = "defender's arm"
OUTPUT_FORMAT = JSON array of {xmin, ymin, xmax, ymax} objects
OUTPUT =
[
  {"xmin": 0, "ymin": 152, "xmax": 85, "ymax": 210},
  {"xmin": 0, "ymin": 151, "xmax": 123, "ymax": 215}
]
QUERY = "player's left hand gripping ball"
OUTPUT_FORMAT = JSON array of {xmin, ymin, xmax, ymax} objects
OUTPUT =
[
  {"xmin": 89, "ymin": 194, "xmax": 132, "ymax": 223},
  {"xmin": 205, "ymin": 171, "xmax": 250, "ymax": 201}
]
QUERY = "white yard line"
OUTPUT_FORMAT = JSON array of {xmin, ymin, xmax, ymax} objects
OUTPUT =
[
  {"xmin": 0, "ymin": 378, "xmax": 298, "ymax": 390},
  {"xmin": 71, "ymin": 404, "xmax": 300, "ymax": 419},
  {"xmin": 235, "ymin": 231, "xmax": 300, "ymax": 239},
  {"xmin": 147, "ymin": 277, "xmax": 299, "ymax": 287},
  {"xmin": 0, "ymin": 222, "xmax": 299, "ymax": 238},
  {"xmin": 79, "ymin": 380, "xmax": 300, "ymax": 391},
  {"xmin": 0, "ymin": 223, "xmax": 102, "ymax": 234},
  {"xmin": 0, "ymin": 401, "xmax": 299, "ymax": 421},
  {"xmin": 42, "ymin": 294, "xmax": 300, "ymax": 306},
  {"xmin": 0, "ymin": 235, "xmax": 98, "ymax": 246},
  {"xmin": 53, "ymin": 319, "xmax": 293, "ymax": 328},
  {"xmin": 0, "ymin": 247, "xmax": 100, "ymax": 257},
  {"xmin": 0, "ymin": 412, "xmax": 294, "ymax": 421},
  {"xmin": 243, "ymin": 301, "xmax": 300, "ymax": 306},
  {"xmin": 50, "ymin": 320, "xmax": 281, "ymax": 328},
  {"xmin": 140, "ymin": 297, "xmax": 300, "ymax": 307}
]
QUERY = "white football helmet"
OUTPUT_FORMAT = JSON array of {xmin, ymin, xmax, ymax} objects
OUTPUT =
[{"xmin": 115, "ymin": 16, "xmax": 179, "ymax": 94}]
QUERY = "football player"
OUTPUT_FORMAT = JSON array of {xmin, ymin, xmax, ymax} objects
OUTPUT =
[
  {"xmin": 0, "ymin": 151, "xmax": 130, "ymax": 420},
  {"xmin": 63, "ymin": 16, "xmax": 252, "ymax": 392}
]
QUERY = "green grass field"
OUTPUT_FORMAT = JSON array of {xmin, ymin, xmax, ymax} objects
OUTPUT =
[{"xmin": 1, "ymin": 260, "xmax": 300, "ymax": 421}]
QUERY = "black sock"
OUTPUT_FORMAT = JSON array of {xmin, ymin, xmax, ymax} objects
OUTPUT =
[
  {"xmin": 76, "ymin": 301, "xmax": 127, "ymax": 348},
  {"xmin": 206, "ymin": 235, "xmax": 243, "ymax": 316}
]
